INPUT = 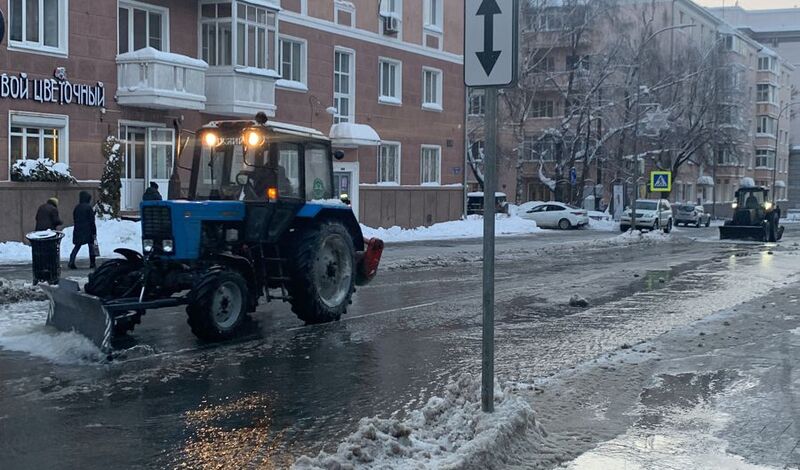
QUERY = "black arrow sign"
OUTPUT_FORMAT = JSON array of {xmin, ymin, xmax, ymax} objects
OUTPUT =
[{"xmin": 476, "ymin": 0, "xmax": 502, "ymax": 75}]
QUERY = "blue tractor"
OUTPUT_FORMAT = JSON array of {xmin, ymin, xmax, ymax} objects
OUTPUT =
[{"xmin": 43, "ymin": 114, "xmax": 384, "ymax": 353}]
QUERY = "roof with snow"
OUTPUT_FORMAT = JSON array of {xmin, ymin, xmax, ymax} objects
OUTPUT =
[{"xmin": 697, "ymin": 176, "xmax": 714, "ymax": 186}]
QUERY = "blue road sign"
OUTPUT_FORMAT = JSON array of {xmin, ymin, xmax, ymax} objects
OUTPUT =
[{"xmin": 650, "ymin": 171, "xmax": 672, "ymax": 192}]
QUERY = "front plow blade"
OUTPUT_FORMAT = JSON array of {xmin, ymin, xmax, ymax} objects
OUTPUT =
[
  {"xmin": 719, "ymin": 225, "xmax": 766, "ymax": 242},
  {"xmin": 41, "ymin": 279, "xmax": 113, "ymax": 354}
]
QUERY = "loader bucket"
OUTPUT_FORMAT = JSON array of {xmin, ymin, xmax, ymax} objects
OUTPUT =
[
  {"xmin": 41, "ymin": 279, "xmax": 113, "ymax": 354},
  {"xmin": 719, "ymin": 225, "xmax": 767, "ymax": 242}
]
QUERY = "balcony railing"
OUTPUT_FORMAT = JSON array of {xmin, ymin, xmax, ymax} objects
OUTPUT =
[
  {"xmin": 205, "ymin": 66, "xmax": 279, "ymax": 117},
  {"xmin": 116, "ymin": 47, "xmax": 208, "ymax": 111}
]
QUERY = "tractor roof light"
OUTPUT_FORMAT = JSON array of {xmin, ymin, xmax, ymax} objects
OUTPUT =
[
  {"xmin": 765, "ymin": 201, "xmax": 773, "ymax": 211},
  {"xmin": 203, "ymin": 132, "xmax": 220, "ymax": 147},
  {"xmin": 245, "ymin": 129, "xmax": 265, "ymax": 147},
  {"xmin": 267, "ymin": 187, "xmax": 278, "ymax": 202},
  {"xmin": 732, "ymin": 202, "xmax": 738, "ymax": 209}
]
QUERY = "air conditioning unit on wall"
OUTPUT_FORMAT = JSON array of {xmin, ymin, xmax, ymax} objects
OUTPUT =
[{"xmin": 382, "ymin": 15, "xmax": 400, "ymax": 35}]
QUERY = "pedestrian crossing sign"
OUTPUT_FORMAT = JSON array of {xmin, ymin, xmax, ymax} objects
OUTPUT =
[{"xmin": 650, "ymin": 171, "xmax": 672, "ymax": 192}]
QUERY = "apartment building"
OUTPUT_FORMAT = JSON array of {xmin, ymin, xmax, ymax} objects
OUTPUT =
[
  {"xmin": 467, "ymin": 0, "xmax": 793, "ymax": 215},
  {"xmin": 708, "ymin": 4, "xmax": 800, "ymax": 210},
  {"xmin": 0, "ymin": 0, "xmax": 465, "ymax": 241}
]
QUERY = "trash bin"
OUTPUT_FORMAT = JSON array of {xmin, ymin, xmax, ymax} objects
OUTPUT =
[{"xmin": 26, "ymin": 230, "xmax": 65, "ymax": 285}]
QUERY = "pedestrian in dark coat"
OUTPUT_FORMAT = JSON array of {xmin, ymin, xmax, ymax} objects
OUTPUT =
[
  {"xmin": 34, "ymin": 198, "xmax": 63, "ymax": 231},
  {"xmin": 142, "ymin": 182, "xmax": 162, "ymax": 201},
  {"xmin": 69, "ymin": 191, "xmax": 97, "ymax": 269}
]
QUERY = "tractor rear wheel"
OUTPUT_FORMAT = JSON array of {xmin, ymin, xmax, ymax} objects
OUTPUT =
[
  {"xmin": 186, "ymin": 270, "xmax": 249, "ymax": 341},
  {"xmin": 85, "ymin": 259, "xmax": 142, "ymax": 299},
  {"xmin": 286, "ymin": 222, "xmax": 356, "ymax": 324}
]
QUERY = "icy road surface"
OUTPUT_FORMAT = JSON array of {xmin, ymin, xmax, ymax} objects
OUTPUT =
[{"xmin": 0, "ymin": 225, "xmax": 799, "ymax": 468}]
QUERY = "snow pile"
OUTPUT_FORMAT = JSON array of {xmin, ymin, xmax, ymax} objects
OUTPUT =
[
  {"xmin": 587, "ymin": 211, "xmax": 617, "ymax": 231},
  {"xmin": 0, "ymin": 301, "xmax": 103, "ymax": 364},
  {"xmin": 361, "ymin": 215, "xmax": 541, "ymax": 243},
  {"xmin": 11, "ymin": 158, "xmax": 77, "ymax": 183},
  {"xmin": 611, "ymin": 229, "xmax": 671, "ymax": 244},
  {"xmin": 0, "ymin": 218, "xmax": 141, "ymax": 264},
  {"xmin": 0, "ymin": 278, "xmax": 48, "ymax": 304},
  {"xmin": 293, "ymin": 374, "xmax": 545, "ymax": 470}
]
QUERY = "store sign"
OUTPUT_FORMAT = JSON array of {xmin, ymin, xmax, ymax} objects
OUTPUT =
[{"xmin": 0, "ymin": 69, "xmax": 105, "ymax": 108}]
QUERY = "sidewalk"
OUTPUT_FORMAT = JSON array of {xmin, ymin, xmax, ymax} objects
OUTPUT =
[
  {"xmin": 0, "ymin": 261, "xmax": 96, "ymax": 283},
  {"xmin": 513, "ymin": 281, "xmax": 800, "ymax": 469}
]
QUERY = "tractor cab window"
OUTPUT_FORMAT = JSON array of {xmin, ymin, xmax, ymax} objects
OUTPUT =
[
  {"xmin": 741, "ymin": 190, "xmax": 764, "ymax": 209},
  {"xmin": 305, "ymin": 143, "xmax": 333, "ymax": 200},
  {"xmin": 277, "ymin": 144, "xmax": 302, "ymax": 199},
  {"xmin": 198, "ymin": 143, "xmax": 255, "ymax": 200}
]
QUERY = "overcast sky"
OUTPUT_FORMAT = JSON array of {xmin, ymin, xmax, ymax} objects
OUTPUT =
[{"xmin": 696, "ymin": 0, "xmax": 800, "ymax": 9}]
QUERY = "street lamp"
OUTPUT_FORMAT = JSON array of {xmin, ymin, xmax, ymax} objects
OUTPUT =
[{"xmin": 772, "ymin": 101, "xmax": 799, "ymax": 205}]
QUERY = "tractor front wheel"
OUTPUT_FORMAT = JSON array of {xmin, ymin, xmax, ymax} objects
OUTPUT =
[
  {"xmin": 287, "ymin": 222, "xmax": 356, "ymax": 324},
  {"xmin": 85, "ymin": 259, "xmax": 142, "ymax": 299},
  {"xmin": 186, "ymin": 271, "xmax": 249, "ymax": 341}
]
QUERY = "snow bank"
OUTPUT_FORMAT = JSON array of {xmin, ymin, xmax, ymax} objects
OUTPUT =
[
  {"xmin": 361, "ymin": 215, "xmax": 541, "ymax": 243},
  {"xmin": 293, "ymin": 374, "xmax": 545, "ymax": 470},
  {"xmin": 0, "ymin": 218, "xmax": 141, "ymax": 264},
  {"xmin": 588, "ymin": 216, "xmax": 617, "ymax": 232}
]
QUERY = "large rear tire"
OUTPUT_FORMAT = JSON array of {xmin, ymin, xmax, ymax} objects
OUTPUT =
[
  {"xmin": 768, "ymin": 220, "xmax": 778, "ymax": 243},
  {"xmin": 286, "ymin": 222, "xmax": 356, "ymax": 324},
  {"xmin": 186, "ymin": 271, "xmax": 249, "ymax": 341}
]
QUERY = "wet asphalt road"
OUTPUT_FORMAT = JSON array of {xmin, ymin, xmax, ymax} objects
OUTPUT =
[{"xmin": 1, "ymin": 224, "xmax": 799, "ymax": 468}]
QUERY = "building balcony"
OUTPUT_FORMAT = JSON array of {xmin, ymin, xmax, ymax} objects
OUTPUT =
[
  {"xmin": 116, "ymin": 48, "xmax": 208, "ymax": 111},
  {"xmin": 205, "ymin": 66, "xmax": 279, "ymax": 117},
  {"xmin": 756, "ymin": 102, "xmax": 779, "ymax": 116},
  {"xmin": 756, "ymin": 70, "xmax": 779, "ymax": 85}
]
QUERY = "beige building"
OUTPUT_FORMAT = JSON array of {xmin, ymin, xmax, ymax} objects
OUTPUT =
[{"xmin": 468, "ymin": 0, "xmax": 793, "ymax": 215}]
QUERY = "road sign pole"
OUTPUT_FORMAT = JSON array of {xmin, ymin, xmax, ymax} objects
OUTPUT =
[{"xmin": 482, "ymin": 86, "xmax": 497, "ymax": 413}]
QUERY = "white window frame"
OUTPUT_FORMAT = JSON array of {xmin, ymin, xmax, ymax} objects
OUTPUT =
[
  {"xmin": 333, "ymin": 47, "xmax": 356, "ymax": 124},
  {"xmin": 378, "ymin": 141, "xmax": 401, "ymax": 185},
  {"xmin": 118, "ymin": 1, "xmax": 170, "ymax": 54},
  {"xmin": 420, "ymin": 145, "xmax": 441, "ymax": 185},
  {"xmin": 278, "ymin": 35, "xmax": 308, "ymax": 91},
  {"xmin": 334, "ymin": 0, "xmax": 356, "ymax": 28},
  {"xmin": 422, "ymin": 67, "xmax": 443, "ymax": 112},
  {"xmin": 755, "ymin": 149, "xmax": 776, "ymax": 169},
  {"xmin": 423, "ymin": 0, "xmax": 443, "ymax": 50},
  {"xmin": 8, "ymin": 111, "xmax": 70, "ymax": 179},
  {"xmin": 756, "ymin": 84, "xmax": 777, "ymax": 104},
  {"xmin": 8, "ymin": 0, "xmax": 69, "ymax": 57},
  {"xmin": 379, "ymin": 0, "xmax": 402, "ymax": 39},
  {"xmin": 234, "ymin": 1, "xmax": 278, "ymax": 70},
  {"xmin": 378, "ymin": 57, "xmax": 402, "ymax": 105},
  {"xmin": 757, "ymin": 115, "xmax": 776, "ymax": 136},
  {"xmin": 199, "ymin": 1, "xmax": 234, "ymax": 67}
]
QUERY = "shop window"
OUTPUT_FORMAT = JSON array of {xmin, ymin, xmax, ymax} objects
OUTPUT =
[{"xmin": 9, "ymin": 112, "xmax": 68, "ymax": 166}]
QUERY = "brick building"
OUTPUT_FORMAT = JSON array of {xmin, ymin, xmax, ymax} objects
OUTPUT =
[{"xmin": 0, "ymin": 0, "xmax": 465, "ymax": 242}]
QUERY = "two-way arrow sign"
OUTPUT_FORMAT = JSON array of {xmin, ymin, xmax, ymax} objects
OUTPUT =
[{"xmin": 465, "ymin": 0, "xmax": 517, "ymax": 87}]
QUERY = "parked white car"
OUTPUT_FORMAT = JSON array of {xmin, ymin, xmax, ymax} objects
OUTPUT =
[
  {"xmin": 674, "ymin": 204, "xmax": 711, "ymax": 227},
  {"xmin": 520, "ymin": 202, "xmax": 589, "ymax": 230},
  {"xmin": 620, "ymin": 199, "xmax": 673, "ymax": 233}
]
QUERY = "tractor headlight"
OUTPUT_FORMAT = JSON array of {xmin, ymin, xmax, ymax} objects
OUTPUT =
[
  {"xmin": 143, "ymin": 239, "xmax": 155, "ymax": 253},
  {"xmin": 203, "ymin": 132, "xmax": 220, "ymax": 147},
  {"xmin": 765, "ymin": 201, "xmax": 773, "ymax": 211},
  {"xmin": 245, "ymin": 129, "xmax": 264, "ymax": 147},
  {"xmin": 162, "ymin": 239, "xmax": 174, "ymax": 253},
  {"xmin": 732, "ymin": 202, "xmax": 738, "ymax": 209}
]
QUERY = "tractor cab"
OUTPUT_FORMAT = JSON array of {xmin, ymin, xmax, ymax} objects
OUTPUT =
[
  {"xmin": 188, "ymin": 116, "xmax": 339, "ymax": 204},
  {"xmin": 720, "ymin": 186, "xmax": 784, "ymax": 242}
]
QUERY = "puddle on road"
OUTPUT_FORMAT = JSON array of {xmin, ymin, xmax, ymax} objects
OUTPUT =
[{"xmin": 175, "ymin": 393, "xmax": 288, "ymax": 469}]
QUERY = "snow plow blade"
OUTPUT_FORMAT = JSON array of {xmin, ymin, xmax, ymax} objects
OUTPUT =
[
  {"xmin": 41, "ymin": 279, "xmax": 113, "ymax": 354},
  {"xmin": 719, "ymin": 225, "xmax": 766, "ymax": 242}
]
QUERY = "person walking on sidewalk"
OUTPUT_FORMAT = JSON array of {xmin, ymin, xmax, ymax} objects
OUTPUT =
[
  {"xmin": 69, "ymin": 191, "xmax": 97, "ymax": 269},
  {"xmin": 35, "ymin": 197, "xmax": 63, "ymax": 231},
  {"xmin": 142, "ymin": 181, "xmax": 162, "ymax": 201}
]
